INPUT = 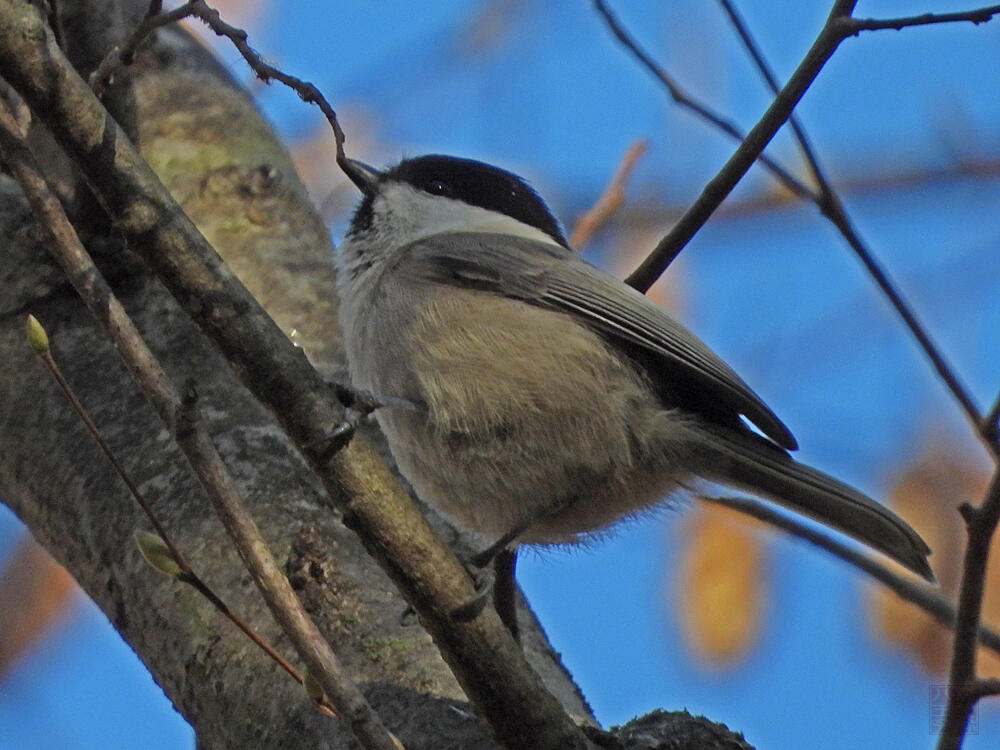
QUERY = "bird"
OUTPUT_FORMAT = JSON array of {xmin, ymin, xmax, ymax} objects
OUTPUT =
[{"xmin": 333, "ymin": 153, "xmax": 934, "ymax": 636}]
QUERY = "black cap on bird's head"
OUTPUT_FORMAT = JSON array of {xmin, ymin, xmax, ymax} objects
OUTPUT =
[{"xmin": 342, "ymin": 154, "xmax": 569, "ymax": 248}]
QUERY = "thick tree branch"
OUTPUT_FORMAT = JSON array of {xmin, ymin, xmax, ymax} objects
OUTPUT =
[
  {"xmin": 0, "ymin": 98, "xmax": 397, "ymax": 750},
  {"xmin": 0, "ymin": 4, "xmax": 592, "ymax": 748}
]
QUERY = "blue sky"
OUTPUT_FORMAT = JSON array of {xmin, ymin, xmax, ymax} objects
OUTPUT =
[{"xmin": 3, "ymin": 1, "xmax": 1000, "ymax": 748}]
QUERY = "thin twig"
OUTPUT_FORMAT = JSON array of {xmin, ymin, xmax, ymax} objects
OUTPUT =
[
  {"xmin": 570, "ymin": 139, "xmax": 649, "ymax": 248},
  {"xmin": 715, "ymin": 0, "xmax": 824, "ymax": 191},
  {"xmin": 716, "ymin": 0, "xmax": 989, "ymax": 453},
  {"xmin": 184, "ymin": 0, "xmax": 347, "ymax": 159},
  {"xmin": 937, "ymin": 474, "xmax": 1000, "ymax": 749},
  {"xmin": 91, "ymin": 1, "xmax": 194, "ymax": 96},
  {"xmin": 849, "ymin": 5, "xmax": 1000, "ymax": 33},
  {"xmin": 592, "ymin": 0, "xmax": 816, "ymax": 205},
  {"xmin": 91, "ymin": 0, "xmax": 353, "ymax": 181},
  {"xmin": 620, "ymin": 1, "xmax": 860, "ymax": 291},
  {"xmin": 701, "ymin": 495, "xmax": 1000, "ymax": 657},
  {"xmin": 0, "ymin": 98, "xmax": 397, "ymax": 750},
  {"xmin": 32, "ymin": 344, "xmax": 325, "ymax": 713},
  {"xmin": 968, "ymin": 676, "xmax": 1000, "ymax": 700},
  {"xmin": 982, "ymin": 392, "xmax": 1000, "ymax": 446}
]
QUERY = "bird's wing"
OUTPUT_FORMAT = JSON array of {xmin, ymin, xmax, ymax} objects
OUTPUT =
[{"xmin": 399, "ymin": 231, "xmax": 797, "ymax": 450}]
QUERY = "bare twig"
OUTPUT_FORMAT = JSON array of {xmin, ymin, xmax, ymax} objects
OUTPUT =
[
  {"xmin": 0, "ymin": 98, "xmax": 396, "ymax": 749},
  {"xmin": 701, "ymin": 495, "xmax": 1000, "ymax": 657},
  {"xmin": 707, "ymin": 4, "xmax": 1000, "ymax": 744},
  {"xmin": 570, "ymin": 139, "xmax": 649, "ymax": 248},
  {"xmin": 592, "ymin": 0, "xmax": 815, "ymax": 205},
  {"xmin": 968, "ymin": 677, "xmax": 1000, "ymax": 699},
  {"xmin": 91, "ymin": 1, "xmax": 192, "ymax": 95},
  {"xmin": 605, "ymin": 1, "xmax": 1000, "ymax": 415},
  {"xmin": 184, "ymin": 1, "xmax": 347, "ymax": 154},
  {"xmin": 621, "ymin": 0, "xmax": 860, "ymax": 291},
  {"xmin": 92, "ymin": 0, "xmax": 355, "ymax": 189},
  {"xmin": 29, "ymin": 336, "xmax": 327, "ymax": 714},
  {"xmin": 849, "ymin": 5, "xmax": 1000, "ymax": 33},
  {"xmin": 609, "ymin": 3, "xmax": 1000, "ymax": 742},
  {"xmin": 0, "ymin": 7, "xmax": 593, "ymax": 749},
  {"xmin": 982, "ymin": 392, "xmax": 1000, "ymax": 446},
  {"xmin": 716, "ymin": 0, "xmax": 989, "ymax": 454},
  {"xmin": 937, "ymin": 475, "xmax": 1000, "ymax": 749}
]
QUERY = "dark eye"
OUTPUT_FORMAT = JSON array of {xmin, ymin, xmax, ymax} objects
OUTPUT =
[{"xmin": 426, "ymin": 180, "xmax": 452, "ymax": 196}]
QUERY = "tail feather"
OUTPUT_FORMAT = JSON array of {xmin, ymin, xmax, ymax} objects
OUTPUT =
[{"xmin": 687, "ymin": 427, "xmax": 934, "ymax": 582}]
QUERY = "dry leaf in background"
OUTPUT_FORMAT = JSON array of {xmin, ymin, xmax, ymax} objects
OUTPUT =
[
  {"xmin": 676, "ymin": 501, "xmax": 767, "ymax": 668},
  {"xmin": 868, "ymin": 442, "xmax": 997, "ymax": 676},
  {"xmin": 0, "ymin": 535, "xmax": 78, "ymax": 679}
]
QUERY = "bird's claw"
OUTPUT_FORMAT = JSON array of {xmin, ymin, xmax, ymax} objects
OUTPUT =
[{"xmin": 450, "ymin": 559, "xmax": 495, "ymax": 622}]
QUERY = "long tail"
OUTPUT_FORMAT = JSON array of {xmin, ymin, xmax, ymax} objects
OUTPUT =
[{"xmin": 685, "ymin": 426, "xmax": 934, "ymax": 582}]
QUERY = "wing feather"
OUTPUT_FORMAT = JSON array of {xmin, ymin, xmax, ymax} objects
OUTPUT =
[{"xmin": 399, "ymin": 232, "xmax": 798, "ymax": 450}]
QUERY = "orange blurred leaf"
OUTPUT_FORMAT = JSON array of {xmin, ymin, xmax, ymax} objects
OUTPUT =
[
  {"xmin": 0, "ymin": 535, "xmax": 78, "ymax": 678},
  {"xmin": 868, "ymin": 442, "xmax": 997, "ymax": 676},
  {"xmin": 677, "ymin": 502, "xmax": 766, "ymax": 668}
]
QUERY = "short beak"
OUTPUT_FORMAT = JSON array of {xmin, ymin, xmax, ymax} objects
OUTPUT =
[{"xmin": 339, "ymin": 157, "xmax": 380, "ymax": 197}]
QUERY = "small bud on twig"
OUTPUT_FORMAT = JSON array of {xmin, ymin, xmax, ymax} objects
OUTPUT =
[
  {"xmin": 134, "ymin": 530, "xmax": 184, "ymax": 578},
  {"xmin": 25, "ymin": 314, "xmax": 49, "ymax": 353},
  {"xmin": 303, "ymin": 668, "xmax": 325, "ymax": 701}
]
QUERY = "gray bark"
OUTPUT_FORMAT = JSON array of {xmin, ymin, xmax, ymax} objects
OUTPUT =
[{"xmin": 0, "ymin": 11, "xmax": 589, "ymax": 749}]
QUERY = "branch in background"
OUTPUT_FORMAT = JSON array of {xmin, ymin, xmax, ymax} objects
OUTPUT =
[
  {"xmin": 0, "ymin": 6, "xmax": 593, "ymax": 749},
  {"xmin": 696, "ymin": 3, "xmax": 1000, "ymax": 745},
  {"xmin": 716, "ymin": 0, "xmax": 991, "ymax": 455},
  {"xmin": 705, "ymin": 4, "xmax": 1000, "ymax": 745},
  {"xmin": 937, "ymin": 475, "xmax": 1000, "ymax": 749},
  {"xmin": 618, "ymin": 1, "xmax": 860, "ymax": 291},
  {"xmin": 849, "ymin": 5, "xmax": 1000, "ymax": 33},
  {"xmin": 570, "ymin": 139, "xmax": 648, "ymax": 248},
  {"xmin": 592, "ymin": 0, "xmax": 816, "ymax": 204},
  {"xmin": 0, "ymin": 100, "xmax": 397, "ymax": 750},
  {"xmin": 601, "ymin": 0, "xmax": 1000, "ymax": 391},
  {"xmin": 0, "ymin": 537, "xmax": 77, "ymax": 678},
  {"xmin": 701, "ymin": 496, "xmax": 1000, "ymax": 656},
  {"xmin": 982, "ymin": 392, "xmax": 1000, "ymax": 446}
]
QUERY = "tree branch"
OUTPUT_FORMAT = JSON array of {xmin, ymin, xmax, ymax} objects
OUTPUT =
[
  {"xmin": 0, "ymin": 4, "xmax": 592, "ymax": 748},
  {"xmin": 0, "ymin": 97, "xmax": 397, "ymax": 750},
  {"xmin": 937, "ymin": 473, "xmax": 1000, "ymax": 749},
  {"xmin": 622, "ymin": 1, "xmax": 858, "ymax": 291},
  {"xmin": 716, "ymin": 0, "xmax": 990, "ymax": 454},
  {"xmin": 592, "ymin": 0, "xmax": 816, "ymax": 205},
  {"xmin": 570, "ymin": 138, "xmax": 648, "ymax": 248},
  {"xmin": 701, "ymin": 495, "xmax": 1000, "ymax": 657},
  {"xmin": 91, "ymin": 0, "xmax": 190, "ymax": 95},
  {"xmin": 849, "ymin": 5, "xmax": 1000, "ymax": 33}
]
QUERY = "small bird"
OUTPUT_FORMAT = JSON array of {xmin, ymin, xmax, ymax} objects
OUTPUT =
[{"xmin": 334, "ymin": 154, "xmax": 933, "ymax": 634}]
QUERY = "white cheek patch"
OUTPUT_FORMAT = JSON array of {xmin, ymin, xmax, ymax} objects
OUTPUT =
[{"xmin": 377, "ymin": 183, "xmax": 564, "ymax": 247}]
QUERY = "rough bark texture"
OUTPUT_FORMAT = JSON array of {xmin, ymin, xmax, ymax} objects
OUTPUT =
[
  {"xmin": 0, "ymin": 8, "xmax": 590, "ymax": 749},
  {"xmin": 0, "ymin": 2, "xmax": 754, "ymax": 748}
]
